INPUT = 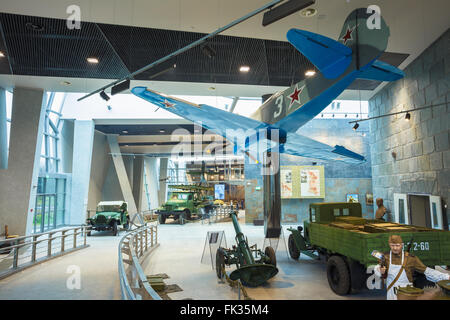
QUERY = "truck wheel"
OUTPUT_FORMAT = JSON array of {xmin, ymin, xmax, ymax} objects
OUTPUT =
[
  {"xmin": 264, "ymin": 246, "xmax": 277, "ymax": 267},
  {"xmin": 327, "ymin": 255, "xmax": 351, "ymax": 295},
  {"xmin": 216, "ymin": 248, "xmax": 226, "ymax": 279},
  {"xmin": 158, "ymin": 214, "xmax": 166, "ymax": 224},
  {"xmin": 288, "ymin": 234, "xmax": 300, "ymax": 260},
  {"xmin": 112, "ymin": 220, "xmax": 118, "ymax": 236},
  {"xmin": 184, "ymin": 209, "xmax": 191, "ymax": 220}
]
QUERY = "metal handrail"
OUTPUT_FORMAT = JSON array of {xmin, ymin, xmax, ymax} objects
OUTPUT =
[
  {"xmin": 118, "ymin": 224, "xmax": 161, "ymax": 300},
  {"xmin": 0, "ymin": 226, "xmax": 89, "ymax": 280}
]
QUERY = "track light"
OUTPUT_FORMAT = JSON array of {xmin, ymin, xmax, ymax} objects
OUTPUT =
[
  {"xmin": 201, "ymin": 44, "xmax": 216, "ymax": 58},
  {"xmin": 405, "ymin": 112, "xmax": 411, "ymax": 121},
  {"xmin": 100, "ymin": 90, "xmax": 110, "ymax": 101},
  {"xmin": 305, "ymin": 70, "xmax": 316, "ymax": 77},
  {"xmin": 353, "ymin": 123, "xmax": 359, "ymax": 131}
]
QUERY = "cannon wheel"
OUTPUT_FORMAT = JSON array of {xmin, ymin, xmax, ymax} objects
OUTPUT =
[
  {"xmin": 264, "ymin": 246, "xmax": 277, "ymax": 267},
  {"xmin": 326, "ymin": 255, "xmax": 351, "ymax": 295},
  {"xmin": 216, "ymin": 248, "xmax": 226, "ymax": 279},
  {"xmin": 288, "ymin": 234, "xmax": 300, "ymax": 260}
]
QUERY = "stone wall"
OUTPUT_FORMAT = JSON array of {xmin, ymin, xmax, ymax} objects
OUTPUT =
[{"xmin": 368, "ymin": 29, "xmax": 449, "ymax": 225}]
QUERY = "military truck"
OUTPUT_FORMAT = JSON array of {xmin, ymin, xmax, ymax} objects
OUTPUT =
[
  {"xmin": 156, "ymin": 185, "xmax": 214, "ymax": 224},
  {"xmin": 86, "ymin": 201, "xmax": 130, "ymax": 236},
  {"xmin": 287, "ymin": 202, "xmax": 450, "ymax": 295}
]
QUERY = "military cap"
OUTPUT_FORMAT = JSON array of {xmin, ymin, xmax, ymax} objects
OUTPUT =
[{"xmin": 388, "ymin": 234, "xmax": 403, "ymax": 244}]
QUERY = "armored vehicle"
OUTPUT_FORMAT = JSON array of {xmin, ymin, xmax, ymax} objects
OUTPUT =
[
  {"xmin": 86, "ymin": 201, "xmax": 129, "ymax": 236},
  {"xmin": 156, "ymin": 185, "xmax": 214, "ymax": 224},
  {"xmin": 287, "ymin": 202, "xmax": 450, "ymax": 295}
]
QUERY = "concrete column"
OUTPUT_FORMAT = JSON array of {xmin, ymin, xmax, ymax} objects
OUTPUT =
[
  {"xmin": 0, "ymin": 88, "xmax": 8, "ymax": 169},
  {"xmin": 69, "ymin": 120, "xmax": 95, "ymax": 225},
  {"xmin": 159, "ymin": 158, "xmax": 169, "ymax": 205},
  {"xmin": 132, "ymin": 157, "xmax": 144, "ymax": 212},
  {"xmin": 123, "ymin": 155, "xmax": 134, "ymax": 187},
  {"xmin": 144, "ymin": 157, "xmax": 159, "ymax": 210},
  {"xmin": 0, "ymin": 87, "xmax": 46, "ymax": 236},
  {"xmin": 106, "ymin": 135, "xmax": 138, "ymax": 214}
]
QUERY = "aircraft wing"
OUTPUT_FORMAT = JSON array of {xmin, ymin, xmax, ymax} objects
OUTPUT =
[
  {"xmin": 279, "ymin": 132, "xmax": 366, "ymax": 164},
  {"xmin": 131, "ymin": 87, "xmax": 266, "ymax": 138}
]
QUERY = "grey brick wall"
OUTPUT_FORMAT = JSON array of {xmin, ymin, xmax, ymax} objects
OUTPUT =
[{"xmin": 368, "ymin": 28, "xmax": 450, "ymax": 224}]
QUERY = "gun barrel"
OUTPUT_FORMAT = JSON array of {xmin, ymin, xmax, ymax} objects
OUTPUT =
[{"xmin": 230, "ymin": 211, "xmax": 255, "ymax": 265}]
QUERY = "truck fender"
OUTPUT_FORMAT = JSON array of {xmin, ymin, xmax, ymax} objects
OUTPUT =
[{"xmin": 287, "ymin": 228, "xmax": 307, "ymax": 251}]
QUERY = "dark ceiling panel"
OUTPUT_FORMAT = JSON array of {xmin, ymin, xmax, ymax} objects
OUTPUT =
[{"xmin": 95, "ymin": 124, "xmax": 206, "ymax": 135}]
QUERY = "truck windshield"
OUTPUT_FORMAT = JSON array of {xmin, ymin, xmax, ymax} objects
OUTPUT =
[
  {"xmin": 97, "ymin": 205, "xmax": 120, "ymax": 212},
  {"xmin": 170, "ymin": 193, "xmax": 189, "ymax": 200}
]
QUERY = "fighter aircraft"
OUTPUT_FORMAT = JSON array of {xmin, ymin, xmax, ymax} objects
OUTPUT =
[{"xmin": 131, "ymin": 8, "xmax": 404, "ymax": 164}]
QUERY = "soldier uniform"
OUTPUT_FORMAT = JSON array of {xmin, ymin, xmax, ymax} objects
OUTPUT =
[{"xmin": 374, "ymin": 234, "xmax": 449, "ymax": 300}]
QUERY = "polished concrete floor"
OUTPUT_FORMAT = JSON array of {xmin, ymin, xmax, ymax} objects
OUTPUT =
[
  {"xmin": 0, "ymin": 213, "xmax": 387, "ymax": 300},
  {"xmin": 145, "ymin": 212, "xmax": 386, "ymax": 300}
]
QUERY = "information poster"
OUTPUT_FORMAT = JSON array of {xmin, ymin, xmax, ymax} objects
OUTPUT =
[
  {"xmin": 280, "ymin": 168, "xmax": 293, "ymax": 198},
  {"xmin": 280, "ymin": 166, "xmax": 325, "ymax": 199},
  {"xmin": 215, "ymin": 184, "xmax": 225, "ymax": 200}
]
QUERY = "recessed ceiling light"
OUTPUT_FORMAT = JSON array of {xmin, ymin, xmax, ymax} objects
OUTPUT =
[
  {"xmin": 305, "ymin": 70, "xmax": 316, "ymax": 77},
  {"xmin": 240, "ymin": 66, "xmax": 250, "ymax": 73},
  {"xmin": 300, "ymin": 8, "xmax": 317, "ymax": 17},
  {"xmin": 61, "ymin": 81, "xmax": 71, "ymax": 86},
  {"xmin": 0, "ymin": 51, "xmax": 5, "ymax": 58},
  {"xmin": 209, "ymin": 87, "xmax": 216, "ymax": 91},
  {"xmin": 159, "ymin": 129, "xmax": 165, "ymax": 133},
  {"xmin": 26, "ymin": 22, "xmax": 45, "ymax": 32},
  {"xmin": 87, "ymin": 57, "xmax": 99, "ymax": 64},
  {"xmin": 122, "ymin": 130, "xmax": 128, "ymax": 134}
]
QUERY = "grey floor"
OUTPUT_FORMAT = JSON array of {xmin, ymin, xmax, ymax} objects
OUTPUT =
[{"xmin": 0, "ymin": 212, "xmax": 386, "ymax": 300}]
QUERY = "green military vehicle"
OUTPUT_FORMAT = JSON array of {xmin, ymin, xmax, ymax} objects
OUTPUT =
[
  {"xmin": 156, "ymin": 185, "xmax": 214, "ymax": 224},
  {"xmin": 86, "ymin": 201, "xmax": 130, "ymax": 236},
  {"xmin": 287, "ymin": 202, "xmax": 450, "ymax": 295}
]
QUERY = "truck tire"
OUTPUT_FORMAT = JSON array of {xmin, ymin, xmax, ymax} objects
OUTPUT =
[
  {"xmin": 158, "ymin": 214, "xmax": 166, "ymax": 224},
  {"xmin": 288, "ymin": 234, "xmax": 300, "ymax": 260},
  {"xmin": 112, "ymin": 220, "xmax": 118, "ymax": 236},
  {"xmin": 264, "ymin": 246, "xmax": 277, "ymax": 267},
  {"xmin": 216, "ymin": 248, "xmax": 226, "ymax": 279},
  {"xmin": 184, "ymin": 209, "xmax": 191, "ymax": 220},
  {"xmin": 327, "ymin": 255, "xmax": 351, "ymax": 295}
]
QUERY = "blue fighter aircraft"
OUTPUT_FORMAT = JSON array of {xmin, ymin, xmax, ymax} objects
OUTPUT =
[{"xmin": 132, "ymin": 8, "xmax": 404, "ymax": 164}]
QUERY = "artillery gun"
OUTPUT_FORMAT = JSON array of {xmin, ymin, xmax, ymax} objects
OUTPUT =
[{"xmin": 215, "ymin": 211, "xmax": 278, "ymax": 287}]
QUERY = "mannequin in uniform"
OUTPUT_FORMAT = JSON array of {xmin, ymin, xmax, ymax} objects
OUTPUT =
[
  {"xmin": 375, "ymin": 198, "xmax": 387, "ymax": 220},
  {"xmin": 374, "ymin": 235, "xmax": 449, "ymax": 300}
]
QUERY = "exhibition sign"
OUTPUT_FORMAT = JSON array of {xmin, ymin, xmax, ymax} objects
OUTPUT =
[{"xmin": 280, "ymin": 166, "xmax": 325, "ymax": 199}]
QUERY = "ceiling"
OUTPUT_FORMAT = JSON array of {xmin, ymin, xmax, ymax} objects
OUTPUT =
[{"xmin": 0, "ymin": 0, "xmax": 448, "ymax": 100}]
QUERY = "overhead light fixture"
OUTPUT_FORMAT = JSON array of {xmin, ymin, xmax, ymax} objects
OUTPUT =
[
  {"xmin": 209, "ymin": 87, "xmax": 216, "ymax": 91},
  {"xmin": 87, "ymin": 57, "xmax": 99, "ymax": 64},
  {"xmin": 300, "ymin": 7, "xmax": 317, "ymax": 17},
  {"xmin": 26, "ymin": 22, "xmax": 44, "ymax": 32},
  {"xmin": 122, "ymin": 130, "xmax": 128, "ymax": 134},
  {"xmin": 262, "ymin": 0, "xmax": 316, "ymax": 26},
  {"xmin": 405, "ymin": 112, "xmax": 411, "ymax": 121},
  {"xmin": 100, "ymin": 90, "xmax": 110, "ymax": 101},
  {"xmin": 61, "ymin": 81, "xmax": 71, "ymax": 86},
  {"xmin": 305, "ymin": 70, "xmax": 316, "ymax": 77},
  {"xmin": 240, "ymin": 66, "xmax": 250, "ymax": 73},
  {"xmin": 353, "ymin": 123, "xmax": 359, "ymax": 131},
  {"xmin": 159, "ymin": 129, "xmax": 165, "ymax": 133},
  {"xmin": 0, "ymin": 51, "xmax": 5, "ymax": 58},
  {"xmin": 107, "ymin": 105, "xmax": 112, "ymax": 111}
]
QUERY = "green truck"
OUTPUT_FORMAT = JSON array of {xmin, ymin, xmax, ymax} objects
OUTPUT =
[
  {"xmin": 86, "ymin": 201, "xmax": 130, "ymax": 236},
  {"xmin": 287, "ymin": 202, "xmax": 450, "ymax": 295},
  {"xmin": 156, "ymin": 185, "xmax": 214, "ymax": 224}
]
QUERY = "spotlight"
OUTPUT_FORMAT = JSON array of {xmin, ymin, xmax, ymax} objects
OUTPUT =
[
  {"xmin": 405, "ymin": 112, "xmax": 411, "ymax": 121},
  {"xmin": 240, "ymin": 66, "xmax": 250, "ymax": 73},
  {"xmin": 305, "ymin": 70, "xmax": 316, "ymax": 77},
  {"xmin": 353, "ymin": 123, "xmax": 359, "ymax": 131},
  {"xmin": 100, "ymin": 90, "xmax": 110, "ymax": 101},
  {"xmin": 87, "ymin": 57, "xmax": 99, "ymax": 64},
  {"xmin": 0, "ymin": 51, "xmax": 5, "ymax": 58},
  {"xmin": 201, "ymin": 44, "xmax": 216, "ymax": 58}
]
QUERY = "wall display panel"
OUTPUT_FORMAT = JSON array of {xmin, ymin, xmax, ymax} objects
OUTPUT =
[{"xmin": 281, "ymin": 166, "xmax": 325, "ymax": 199}]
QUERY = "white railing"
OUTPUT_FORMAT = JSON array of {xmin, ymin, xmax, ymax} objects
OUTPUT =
[
  {"xmin": 0, "ymin": 226, "xmax": 89, "ymax": 280},
  {"xmin": 118, "ymin": 224, "xmax": 161, "ymax": 300}
]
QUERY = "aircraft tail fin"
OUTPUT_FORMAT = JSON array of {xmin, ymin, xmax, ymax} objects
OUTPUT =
[{"xmin": 287, "ymin": 8, "xmax": 392, "ymax": 79}]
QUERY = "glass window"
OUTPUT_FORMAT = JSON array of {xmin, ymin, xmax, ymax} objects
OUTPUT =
[
  {"xmin": 432, "ymin": 203, "xmax": 438, "ymax": 228},
  {"xmin": 311, "ymin": 208, "xmax": 316, "ymax": 222},
  {"xmin": 334, "ymin": 208, "xmax": 341, "ymax": 216},
  {"xmin": 399, "ymin": 199, "xmax": 405, "ymax": 224},
  {"xmin": 343, "ymin": 208, "xmax": 350, "ymax": 216}
]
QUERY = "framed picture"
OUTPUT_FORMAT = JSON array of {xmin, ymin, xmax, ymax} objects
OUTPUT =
[
  {"xmin": 346, "ymin": 194, "xmax": 359, "ymax": 203},
  {"xmin": 366, "ymin": 193, "xmax": 374, "ymax": 205}
]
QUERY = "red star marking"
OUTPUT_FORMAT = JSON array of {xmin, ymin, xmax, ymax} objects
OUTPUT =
[
  {"xmin": 163, "ymin": 99, "xmax": 175, "ymax": 108},
  {"xmin": 288, "ymin": 85, "xmax": 305, "ymax": 109},
  {"xmin": 340, "ymin": 25, "xmax": 355, "ymax": 45}
]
